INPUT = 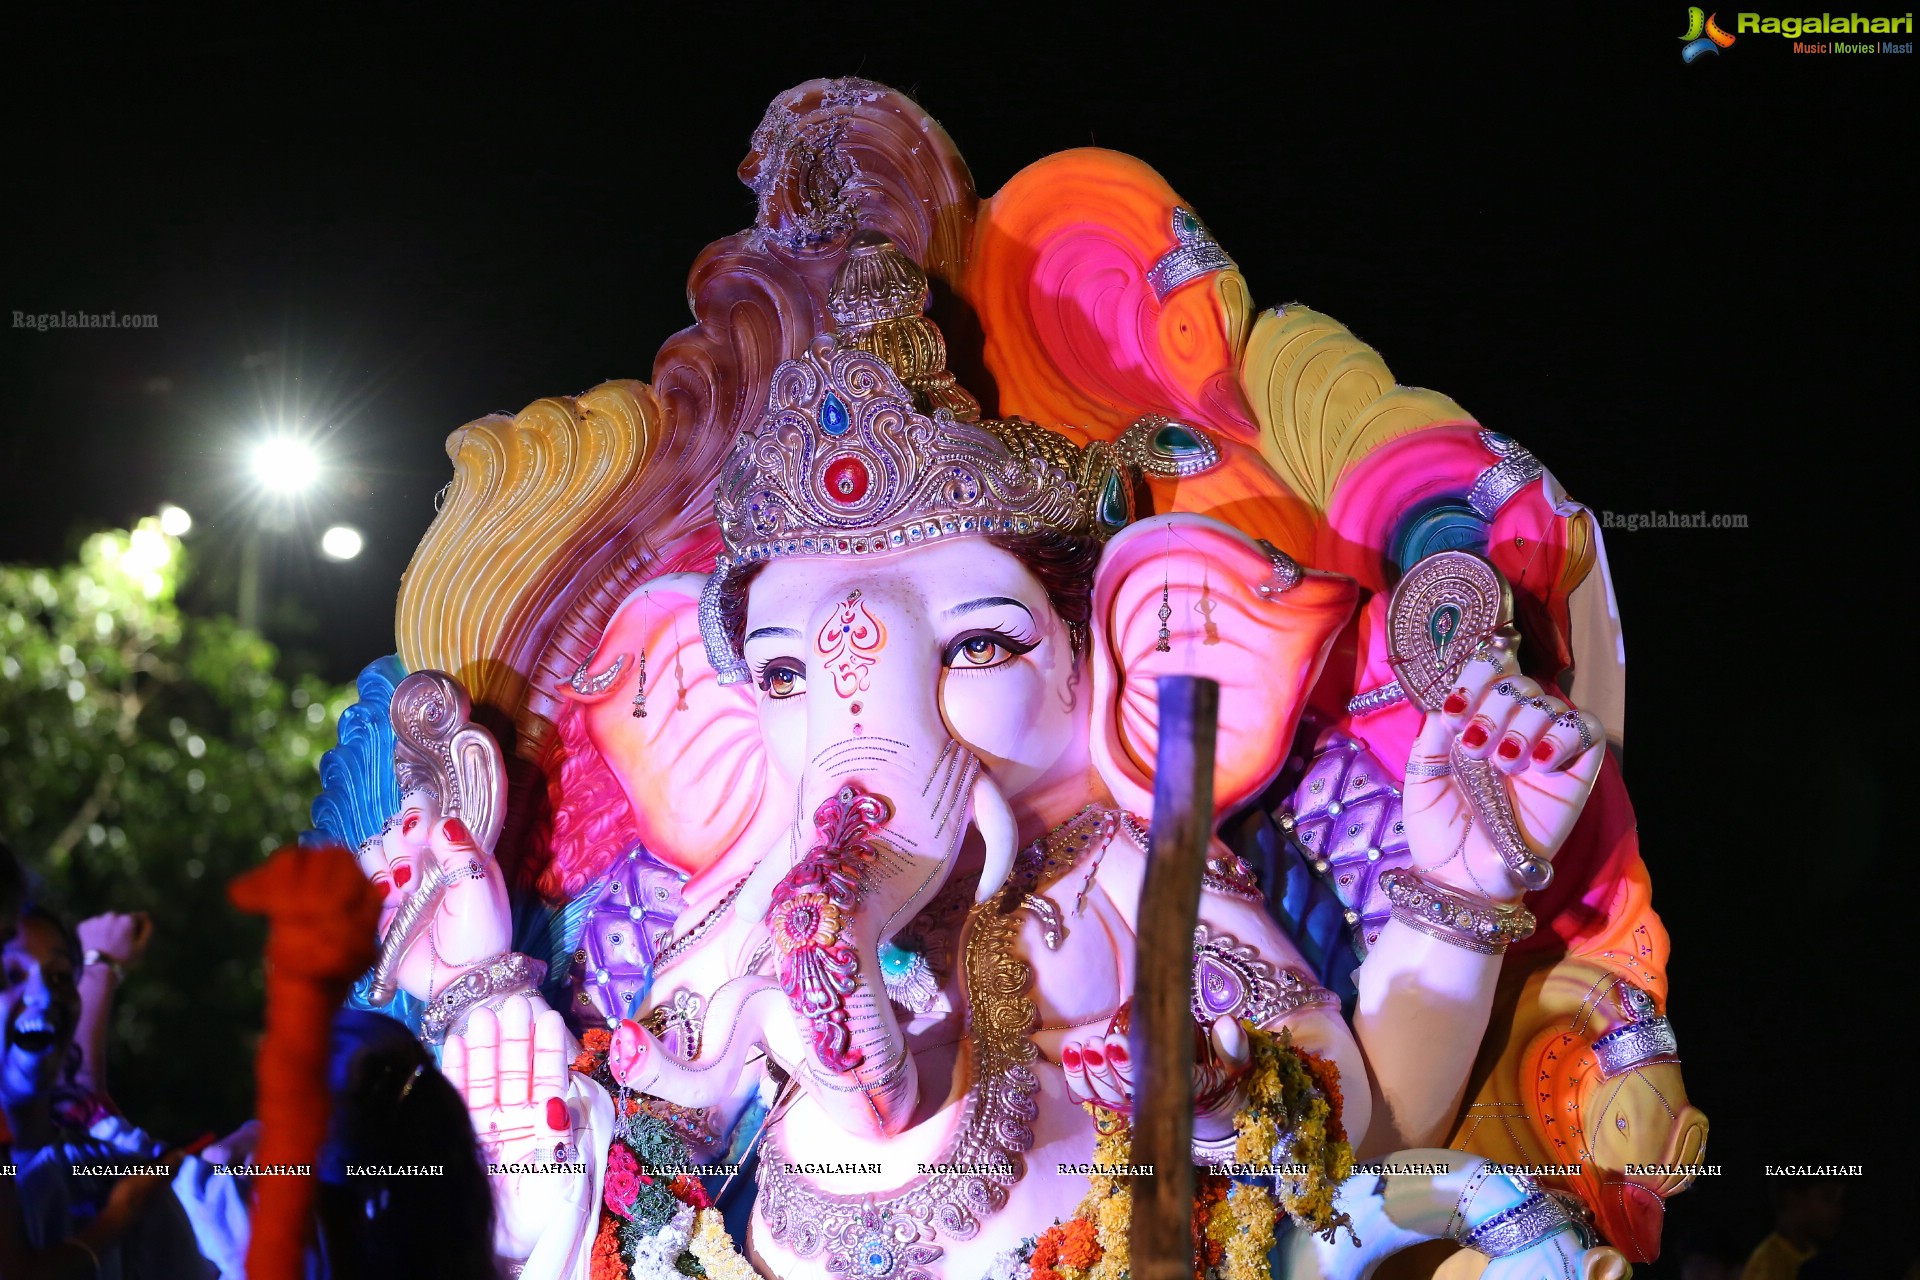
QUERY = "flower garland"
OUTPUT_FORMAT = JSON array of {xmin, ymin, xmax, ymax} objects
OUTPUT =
[
  {"xmin": 995, "ymin": 1024, "xmax": 1353, "ymax": 1280},
  {"xmin": 573, "ymin": 1026, "xmax": 760, "ymax": 1280}
]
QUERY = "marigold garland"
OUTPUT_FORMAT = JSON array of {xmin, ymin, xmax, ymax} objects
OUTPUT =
[
  {"xmin": 573, "ymin": 1028, "xmax": 758, "ymax": 1279},
  {"xmin": 1019, "ymin": 1023, "xmax": 1354, "ymax": 1280},
  {"xmin": 689, "ymin": 1207, "xmax": 759, "ymax": 1280}
]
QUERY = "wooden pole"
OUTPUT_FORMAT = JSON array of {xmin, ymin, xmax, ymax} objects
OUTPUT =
[{"xmin": 1128, "ymin": 675, "xmax": 1219, "ymax": 1280}]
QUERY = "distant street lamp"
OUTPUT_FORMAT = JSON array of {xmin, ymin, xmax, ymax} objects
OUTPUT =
[
  {"xmin": 239, "ymin": 433, "xmax": 325, "ymax": 630},
  {"xmin": 249, "ymin": 437, "xmax": 319, "ymax": 494},
  {"xmin": 320, "ymin": 525, "xmax": 364, "ymax": 561},
  {"xmin": 158, "ymin": 504, "xmax": 193, "ymax": 536}
]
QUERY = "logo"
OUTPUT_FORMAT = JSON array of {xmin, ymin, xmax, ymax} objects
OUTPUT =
[{"xmin": 1681, "ymin": 7, "xmax": 1738, "ymax": 60}]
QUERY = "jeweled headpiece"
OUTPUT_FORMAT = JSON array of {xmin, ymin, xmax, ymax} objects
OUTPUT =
[{"xmin": 700, "ymin": 233, "xmax": 1136, "ymax": 683}]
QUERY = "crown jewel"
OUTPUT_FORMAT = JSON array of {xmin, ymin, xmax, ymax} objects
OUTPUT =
[{"xmin": 701, "ymin": 235, "xmax": 1135, "ymax": 683}]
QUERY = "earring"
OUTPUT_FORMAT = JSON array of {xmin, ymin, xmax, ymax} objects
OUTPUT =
[
  {"xmin": 670, "ymin": 611, "xmax": 688, "ymax": 711},
  {"xmin": 1155, "ymin": 527, "xmax": 1173, "ymax": 653},
  {"xmin": 631, "ymin": 593, "xmax": 651, "ymax": 719}
]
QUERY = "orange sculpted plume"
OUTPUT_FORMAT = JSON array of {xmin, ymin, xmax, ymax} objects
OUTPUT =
[{"xmin": 963, "ymin": 149, "xmax": 1255, "ymax": 438}]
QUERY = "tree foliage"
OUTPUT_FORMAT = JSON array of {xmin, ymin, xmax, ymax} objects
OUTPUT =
[{"xmin": 0, "ymin": 517, "xmax": 350, "ymax": 1137}]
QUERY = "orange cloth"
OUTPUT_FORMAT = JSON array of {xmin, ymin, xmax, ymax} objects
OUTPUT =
[
  {"xmin": 228, "ymin": 846, "xmax": 381, "ymax": 1280},
  {"xmin": 1743, "ymin": 1233, "xmax": 1816, "ymax": 1280}
]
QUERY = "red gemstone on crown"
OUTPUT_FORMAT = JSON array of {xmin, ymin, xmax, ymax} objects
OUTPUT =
[{"xmin": 822, "ymin": 455, "xmax": 871, "ymax": 505}]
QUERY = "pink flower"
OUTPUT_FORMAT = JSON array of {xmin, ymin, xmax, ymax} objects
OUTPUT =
[{"xmin": 604, "ymin": 1143, "xmax": 641, "ymax": 1218}]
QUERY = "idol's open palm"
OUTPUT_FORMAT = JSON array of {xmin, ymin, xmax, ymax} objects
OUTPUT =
[{"xmin": 442, "ymin": 994, "xmax": 589, "ymax": 1261}]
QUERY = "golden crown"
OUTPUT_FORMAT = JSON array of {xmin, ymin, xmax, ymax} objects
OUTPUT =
[{"xmin": 700, "ymin": 234, "xmax": 1136, "ymax": 683}]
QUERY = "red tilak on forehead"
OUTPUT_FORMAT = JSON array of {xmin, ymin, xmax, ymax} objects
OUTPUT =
[{"xmin": 816, "ymin": 590, "xmax": 888, "ymax": 698}]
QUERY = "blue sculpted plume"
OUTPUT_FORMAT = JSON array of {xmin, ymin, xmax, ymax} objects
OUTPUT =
[
  {"xmin": 301, "ymin": 654, "xmax": 423, "ymax": 1032},
  {"xmin": 304, "ymin": 655, "xmax": 408, "ymax": 853}
]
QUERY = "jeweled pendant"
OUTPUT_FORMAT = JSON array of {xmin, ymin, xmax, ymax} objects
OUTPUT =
[
  {"xmin": 1098, "ymin": 469, "xmax": 1129, "ymax": 528},
  {"xmin": 1152, "ymin": 422, "xmax": 1201, "ymax": 456},
  {"xmin": 821, "ymin": 391, "xmax": 851, "ymax": 436},
  {"xmin": 632, "ymin": 651, "xmax": 648, "ymax": 718},
  {"xmin": 1428, "ymin": 602, "xmax": 1462, "ymax": 658}
]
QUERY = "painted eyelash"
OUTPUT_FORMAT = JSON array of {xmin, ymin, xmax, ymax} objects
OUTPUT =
[
  {"xmin": 942, "ymin": 627, "xmax": 1040, "ymax": 666},
  {"xmin": 754, "ymin": 658, "xmax": 806, "ymax": 691}
]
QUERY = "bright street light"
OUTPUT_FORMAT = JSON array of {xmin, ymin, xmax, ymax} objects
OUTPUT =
[
  {"xmin": 251, "ymin": 437, "xmax": 319, "ymax": 494},
  {"xmin": 158, "ymin": 504, "xmax": 193, "ymax": 536},
  {"xmin": 320, "ymin": 525, "xmax": 364, "ymax": 561}
]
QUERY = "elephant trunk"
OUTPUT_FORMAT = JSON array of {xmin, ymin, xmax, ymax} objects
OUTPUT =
[
  {"xmin": 610, "ymin": 977, "xmax": 788, "ymax": 1112},
  {"xmin": 734, "ymin": 583, "xmax": 1019, "ymax": 1138},
  {"xmin": 364, "ymin": 863, "xmax": 453, "ymax": 1006},
  {"xmin": 736, "ymin": 751, "xmax": 1016, "ymax": 1139}
]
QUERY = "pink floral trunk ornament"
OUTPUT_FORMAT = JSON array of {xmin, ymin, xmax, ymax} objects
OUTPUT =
[{"xmin": 767, "ymin": 783, "xmax": 892, "ymax": 1071}]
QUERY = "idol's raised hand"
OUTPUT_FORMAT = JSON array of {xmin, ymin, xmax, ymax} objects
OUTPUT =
[
  {"xmin": 442, "ymin": 994, "xmax": 591, "ymax": 1264},
  {"xmin": 1402, "ymin": 649, "xmax": 1606, "ymax": 902}
]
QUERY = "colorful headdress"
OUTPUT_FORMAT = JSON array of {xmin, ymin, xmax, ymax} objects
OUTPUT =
[{"xmin": 700, "ymin": 234, "xmax": 1137, "ymax": 683}]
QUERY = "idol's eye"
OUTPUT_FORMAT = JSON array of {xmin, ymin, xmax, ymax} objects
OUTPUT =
[
  {"xmin": 943, "ymin": 629, "xmax": 1037, "ymax": 670},
  {"xmin": 758, "ymin": 661, "xmax": 807, "ymax": 700}
]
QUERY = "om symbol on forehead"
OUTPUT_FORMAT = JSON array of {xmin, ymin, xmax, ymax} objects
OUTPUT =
[{"xmin": 816, "ymin": 590, "xmax": 888, "ymax": 697}]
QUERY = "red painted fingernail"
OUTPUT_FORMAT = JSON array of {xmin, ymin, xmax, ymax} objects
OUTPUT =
[
  {"xmin": 1107, "ymin": 1042, "xmax": 1128, "ymax": 1064},
  {"xmin": 1462, "ymin": 721, "xmax": 1490, "ymax": 749},
  {"xmin": 1533, "ymin": 740, "xmax": 1556, "ymax": 762},
  {"xmin": 1497, "ymin": 736, "xmax": 1524, "ymax": 761},
  {"xmin": 1442, "ymin": 690, "xmax": 1469, "ymax": 715},
  {"xmin": 546, "ymin": 1097, "xmax": 569, "ymax": 1131},
  {"xmin": 1083, "ymin": 1046, "xmax": 1105, "ymax": 1068},
  {"xmin": 1061, "ymin": 1046, "xmax": 1082, "ymax": 1070},
  {"xmin": 444, "ymin": 817, "xmax": 471, "ymax": 845}
]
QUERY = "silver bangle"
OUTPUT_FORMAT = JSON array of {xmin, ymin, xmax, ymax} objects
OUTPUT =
[
  {"xmin": 1463, "ymin": 1191, "xmax": 1582, "ymax": 1258},
  {"xmin": 1381, "ymin": 868, "xmax": 1535, "ymax": 954},
  {"xmin": 1592, "ymin": 1016, "xmax": 1680, "ymax": 1078},
  {"xmin": 1191, "ymin": 1131, "xmax": 1240, "ymax": 1165}
]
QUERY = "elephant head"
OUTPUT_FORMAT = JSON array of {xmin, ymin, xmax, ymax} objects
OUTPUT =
[
  {"xmin": 1549, "ymin": 971, "xmax": 1709, "ymax": 1263},
  {"xmin": 558, "ymin": 237, "xmax": 1358, "ymax": 1139}
]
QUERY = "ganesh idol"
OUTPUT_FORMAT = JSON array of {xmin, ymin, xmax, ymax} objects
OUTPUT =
[{"xmin": 304, "ymin": 78, "xmax": 1705, "ymax": 1280}]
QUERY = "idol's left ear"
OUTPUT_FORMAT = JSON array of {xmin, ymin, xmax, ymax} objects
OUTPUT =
[{"xmin": 1089, "ymin": 515, "xmax": 1357, "ymax": 821}]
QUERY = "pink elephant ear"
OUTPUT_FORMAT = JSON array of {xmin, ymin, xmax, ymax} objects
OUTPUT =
[
  {"xmin": 564, "ymin": 574, "xmax": 787, "ymax": 882},
  {"xmin": 1090, "ymin": 516, "xmax": 1358, "ymax": 820}
]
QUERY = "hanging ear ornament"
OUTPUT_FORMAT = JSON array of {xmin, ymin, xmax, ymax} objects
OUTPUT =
[
  {"xmin": 632, "ymin": 593, "xmax": 651, "ymax": 719},
  {"xmin": 669, "ymin": 610, "xmax": 688, "ymax": 712},
  {"xmin": 1154, "ymin": 527, "xmax": 1173, "ymax": 653}
]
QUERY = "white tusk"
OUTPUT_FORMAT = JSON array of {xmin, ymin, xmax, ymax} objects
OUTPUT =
[{"xmin": 971, "ymin": 771, "xmax": 1017, "ymax": 904}]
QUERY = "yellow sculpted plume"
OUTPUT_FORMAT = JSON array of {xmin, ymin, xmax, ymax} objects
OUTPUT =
[
  {"xmin": 395, "ymin": 380, "xmax": 662, "ymax": 756},
  {"xmin": 1240, "ymin": 305, "xmax": 1472, "ymax": 519}
]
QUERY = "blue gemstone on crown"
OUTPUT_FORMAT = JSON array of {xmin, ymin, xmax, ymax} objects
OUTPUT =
[{"xmin": 820, "ymin": 391, "xmax": 851, "ymax": 436}]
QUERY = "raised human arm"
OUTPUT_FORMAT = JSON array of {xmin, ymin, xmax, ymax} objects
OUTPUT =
[{"xmin": 72, "ymin": 911, "xmax": 152, "ymax": 1101}]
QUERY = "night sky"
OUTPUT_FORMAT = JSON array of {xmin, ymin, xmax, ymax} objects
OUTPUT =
[{"xmin": 3, "ymin": 4, "xmax": 1909, "ymax": 1271}]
